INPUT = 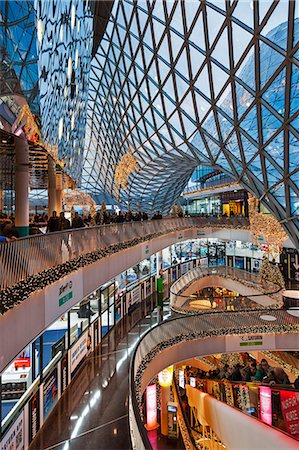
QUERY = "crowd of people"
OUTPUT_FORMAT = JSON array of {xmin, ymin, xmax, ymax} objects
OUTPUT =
[{"xmin": 186, "ymin": 357, "xmax": 299, "ymax": 388}]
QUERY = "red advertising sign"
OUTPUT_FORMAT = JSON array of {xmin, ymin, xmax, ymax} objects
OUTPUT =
[
  {"xmin": 280, "ymin": 390, "xmax": 299, "ymax": 440},
  {"xmin": 259, "ymin": 386, "xmax": 272, "ymax": 425}
]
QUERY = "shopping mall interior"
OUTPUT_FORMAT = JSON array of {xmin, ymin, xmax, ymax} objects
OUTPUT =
[{"xmin": 0, "ymin": 1, "xmax": 299, "ymax": 449}]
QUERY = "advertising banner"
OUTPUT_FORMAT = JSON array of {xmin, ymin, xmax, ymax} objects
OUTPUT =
[
  {"xmin": 225, "ymin": 333, "xmax": 275, "ymax": 352},
  {"xmin": 131, "ymin": 286, "xmax": 141, "ymax": 305},
  {"xmin": 259, "ymin": 386, "xmax": 272, "ymax": 425},
  {"xmin": 1, "ymin": 410, "xmax": 25, "ymax": 450},
  {"xmin": 181, "ymin": 263, "xmax": 188, "ymax": 275},
  {"xmin": 45, "ymin": 271, "xmax": 83, "ymax": 325},
  {"xmin": 280, "ymin": 390, "xmax": 299, "ymax": 439},
  {"xmin": 28, "ymin": 390, "xmax": 40, "ymax": 444},
  {"xmin": 43, "ymin": 366, "xmax": 59, "ymax": 420},
  {"xmin": 179, "ymin": 370, "xmax": 185, "ymax": 389},
  {"xmin": 70, "ymin": 332, "xmax": 89, "ymax": 375},
  {"xmin": 146, "ymin": 384, "xmax": 158, "ymax": 430},
  {"xmin": 61, "ymin": 354, "xmax": 68, "ymax": 394}
]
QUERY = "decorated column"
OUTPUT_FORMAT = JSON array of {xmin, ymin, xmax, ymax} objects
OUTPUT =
[
  {"xmin": 158, "ymin": 366, "xmax": 173, "ymax": 436},
  {"xmin": 14, "ymin": 135, "xmax": 29, "ymax": 236}
]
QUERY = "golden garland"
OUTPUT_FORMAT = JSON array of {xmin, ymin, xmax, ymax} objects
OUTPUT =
[
  {"xmin": 17, "ymin": 105, "xmax": 42, "ymax": 143},
  {"xmin": 248, "ymin": 194, "xmax": 287, "ymax": 259}
]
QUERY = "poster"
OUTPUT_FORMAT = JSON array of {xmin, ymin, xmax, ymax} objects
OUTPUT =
[
  {"xmin": 61, "ymin": 354, "xmax": 68, "ymax": 393},
  {"xmin": 259, "ymin": 386, "xmax": 272, "ymax": 425},
  {"xmin": 70, "ymin": 332, "xmax": 89, "ymax": 374},
  {"xmin": 28, "ymin": 390, "xmax": 40, "ymax": 444},
  {"xmin": 1, "ymin": 410, "xmax": 24, "ymax": 450},
  {"xmin": 179, "ymin": 370, "xmax": 185, "ymax": 389},
  {"xmin": 280, "ymin": 390, "xmax": 299, "ymax": 439},
  {"xmin": 146, "ymin": 385, "xmax": 158, "ymax": 430},
  {"xmin": 131, "ymin": 286, "xmax": 141, "ymax": 305},
  {"xmin": 43, "ymin": 366, "xmax": 58, "ymax": 419}
]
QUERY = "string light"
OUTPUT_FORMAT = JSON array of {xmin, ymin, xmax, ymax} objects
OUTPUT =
[{"xmin": 248, "ymin": 194, "xmax": 287, "ymax": 259}]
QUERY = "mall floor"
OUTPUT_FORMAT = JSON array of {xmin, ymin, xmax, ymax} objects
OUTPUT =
[{"xmin": 29, "ymin": 298, "xmax": 176, "ymax": 450}]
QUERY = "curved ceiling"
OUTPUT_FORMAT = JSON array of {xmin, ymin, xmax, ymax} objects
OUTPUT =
[{"xmin": 82, "ymin": 0, "xmax": 299, "ymax": 246}]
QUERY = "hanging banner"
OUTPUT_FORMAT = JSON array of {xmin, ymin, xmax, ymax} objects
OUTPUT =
[
  {"xmin": 43, "ymin": 366, "xmax": 59, "ymax": 420},
  {"xmin": 61, "ymin": 354, "xmax": 68, "ymax": 393},
  {"xmin": 280, "ymin": 390, "xmax": 299, "ymax": 440},
  {"xmin": 225, "ymin": 333, "xmax": 275, "ymax": 352},
  {"xmin": 131, "ymin": 286, "xmax": 141, "ymax": 305},
  {"xmin": 70, "ymin": 332, "xmax": 89, "ymax": 374},
  {"xmin": 28, "ymin": 390, "xmax": 40, "ymax": 444},
  {"xmin": 1, "ymin": 410, "xmax": 25, "ymax": 450},
  {"xmin": 259, "ymin": 386, "xmax": 272, "ymax": 425}
]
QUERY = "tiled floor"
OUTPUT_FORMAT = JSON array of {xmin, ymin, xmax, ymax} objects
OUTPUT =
[{"xmin": 29, "ymin": 298, "xmax": 174, "ymax": 450}]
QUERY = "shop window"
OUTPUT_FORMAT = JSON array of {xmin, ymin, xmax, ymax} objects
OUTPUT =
[
  {"xmin": 41, "ymin": 315, "xmax": 68, "ymax": 370},
  {"xmin": 69, "ymin": 300, "xmax": 89, "ymax": 346},
  {"xmin": 1, "ymin": 345, "xmax": 31, "ymax": 421},
  {"xmin": 101, "ymin": 310, "xmax": 109, "ymax": 337}
]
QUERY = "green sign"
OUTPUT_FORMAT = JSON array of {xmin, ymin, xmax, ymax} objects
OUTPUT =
[
  {"xmin": 240, "ymin": 340, "xmax": 262, "ymax": 347},
  {"xmin": 59, "ymin": 291, "xmax": 73, "ymax": 307}
]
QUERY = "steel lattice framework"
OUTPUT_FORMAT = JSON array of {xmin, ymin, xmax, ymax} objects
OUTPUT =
[{"xmin": 82, "ymin": 0, "xmax": 299, "ymax": 246}]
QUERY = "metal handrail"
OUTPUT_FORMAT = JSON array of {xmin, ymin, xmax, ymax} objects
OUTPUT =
[
  {"xmin": 129, "ymin": 308, "xmax": 299, "ymax": 450},
  {"xmin": 0, "ymin": 216, "xmax": 249, "ymax": 290}
]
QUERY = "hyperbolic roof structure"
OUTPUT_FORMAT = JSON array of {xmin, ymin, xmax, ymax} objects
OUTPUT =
[{"xmin": 82, "ymin": 0, "xmax": 299, "ymax": 246}]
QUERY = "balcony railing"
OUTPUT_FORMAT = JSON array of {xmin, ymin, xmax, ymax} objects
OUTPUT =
[
  {"xmin": 0, "ymin": 216, "xmax": 249, "ymax": 291},
  {"xmin": 129, "ymin": 309, "xmax": 299, "ymax": 449}
]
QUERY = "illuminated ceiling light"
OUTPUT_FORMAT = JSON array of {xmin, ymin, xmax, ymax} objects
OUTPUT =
[
  {"xmin": 58, "ymin": 117, "xmax": 64, "ymax": 140},
  {"xmin": 64, "ymin": 85, "xmax": 68, "ymax": 98},
  {"xmin": 75, "ymin": 49, "xmax": 79, "ymax": 68},
  {"xmin": 37, "ymin": 19, "xmax": 43, "ymax": 43},
  {"xmin": 68, "ymin": 57, "xmax": 72, "ymax": 80},
  {"xmin": 60, "ymin": 25, "xmax": 64, "ymax": 41},
  {"xmin": 77, "ymin": 19, "xmax": 80, "ymax": 33},
  {"xmin": 71, "ymin": 5, "xmax": 76, "ymax": 30},
  {"xmin": 67, "ymin": 131, "xmax": 70, "ymax": 142},
  {"xmin": 71, "ymin": 113, "xmax": 75, "ymax": 130}
]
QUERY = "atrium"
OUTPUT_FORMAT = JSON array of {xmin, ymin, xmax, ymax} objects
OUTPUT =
[{"xmin": 0, "ymin": 1, "xmax": 298, "ymax": 449}]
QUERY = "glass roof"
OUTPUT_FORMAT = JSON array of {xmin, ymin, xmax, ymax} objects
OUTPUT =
[{"xmin": 82, "ymin": 0, "xmax": 299, "ymax": 246}]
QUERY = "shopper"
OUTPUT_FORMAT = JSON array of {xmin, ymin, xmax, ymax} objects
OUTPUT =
[
  {"xmin": 72, "ymin": 212, "xmax": 85, "ymax": 229},
  {"xmin": 266, "ymin": 367, "xmax": 290, "ymax": 386},
  {"xmin": 254, "ymin": 358, "xmax": 271, "ymax": 382},
  {"xmin": 46, "ymin": 211, "xmax": 60, "ymax": 233},
  {"xmin": 58, "ymin": 212, "xmax": 71, "ymax": 231}
]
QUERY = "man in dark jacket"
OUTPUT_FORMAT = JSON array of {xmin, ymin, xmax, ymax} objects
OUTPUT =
[
  {"xmin": 46, "ymin": 211, "xmax": 59, "ymax": 232},
  {"xmin": 58, "ymin": 212, "xmax": 71, "ymax": 231},
  {"xmin": 72, "ymin": 212, "xmax": 85, "ymax": 229}
]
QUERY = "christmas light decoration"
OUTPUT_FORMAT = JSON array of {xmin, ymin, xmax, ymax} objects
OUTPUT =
[
  {"xmin": 114, "ymin": 152, "xmax": 138, "ymax": 199},
  {"xmin": 248, "ymin": 194, "xmax": 287, "ymax": 259}
]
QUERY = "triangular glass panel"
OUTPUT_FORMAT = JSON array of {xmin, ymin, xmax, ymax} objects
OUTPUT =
[
  {"xmin": 188, "ymin": 43, "xmax": 205, "ymax": 79},
  {"xmin": 211, "ymin": 27, "xmax": 230, "ymax": 70},
  {"xmin": 261, "ymin": 7, "xmax": 288, "ymax": 50},
  {"xmin": 290, "ymin": 64, "xmax": 299, "ymax": 117},
  {"xmin": 264, "ymin": 157, "xmax": 283, "ymax": 187},
  {"xmin": 261, "ymin": 105, "xmax": 283, "ymax": 144},
  {"xmin": 217, "ymin": 84, "xmax": 234, "ymax": 119},
  {"xmin": 194, "ymin": 64, "xmax": 211, "ymax": 99},
  {"xmin": 260, "ymin": 43, "xmax": 285, "ymax": 89},
  {"xmin": 270, "ymin": 182, "xmax": 286, "ymax": 208},
  {"xmin": 289, "ymin": 132, "xmax": 299, "ymax": 171},
  {"xmin": 264, "ymin": 131, "xmax": 284, "ymax": 169},
  {"xmin": 226, "ymin": 132, "xmax": 242, "ymax": 163},
  {"xmin": 232, "ymin": 1, "xmax": 254, "ymax": 30},
  {"xmin": 184, "ymin": 3, "xmax": 200, "ymax": 31},
  {"xmin": 203, "ymin": 134, "xmax": 220, "ymax": 160},
  {"xmin": 175, "ymin": 47, "xmax": 189, "ymax": 78},
  {"xmin": 240, "ymin": 133, "xmax": 259, "ymax": 163},
  {"xmin": 232, "ymin": 21, "xmax": 253, "ymax": 67},
  {"xmin": 235, "ymin": 45, "xmax": 255, "ymax": 90},
  {"xmin": 290, "ymin": 187, "xmax": 299, "ymax": 215},
  {"xmin": 235, "ymin": 82, "xmax": 255, "ymax": 120},
  {"xmin": 189, "ymin": 12, "xmax": 206, "ymax": 52},
  {"xmin": 158, "ymin": 35, "xmax": 171, "ymax": 65},
  {"xmin": 215, "ymin": 151, "xmax": 233, "ymax": 172},
  {"xmin": 170, "ymin": 29, "xmax": 185, "ymax": 62},
  {"xmin": 202, "ymin": 111, "xmax": 220, "ymax": 141},
  {"xmin": 206, "ymin": 5, "xmax": 226, "ymax": 47},
  {"xmin": 211, "ymin": 62, "xmax": 229, "ymax": 98},
  {"xmin": 262, "ymin": 67, "xmax": 286, "ymax": 116},
  {"xmin": 248, "ymin": 155, "xmax": 263, "ymax": 179},
  {"xmin": 180, "ymin": 91, "xmax": 196, "ymax": 121},
  {"xmin": 218, "ymin": 112, "xmax": 234, "ymax": 141},
  {"xmin": 239, "ymin": 105, "xmax": 259, "ymax": 142},
  {"xmin": 194, "ymin": 92, "xmax": 211, "ymax": 121}
]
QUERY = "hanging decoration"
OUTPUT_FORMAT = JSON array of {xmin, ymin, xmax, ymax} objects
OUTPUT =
[
  {"xmin": 248, "ymin": 194, "xmax": 287, "ymax": 259},
  {"xmin": 114, "ymin": 152, "xmax": 138, "ymax": 199},
  {"xmin": 64, "ymin": 189, "xmax": 96, "ymax": 211},
  {"xmin": 260, "ymin": 255, "xmax": 285, "ymax": 289},
  {"xmin": 16, "ymin": 104, "xmax": 42, "ymax": 143}
]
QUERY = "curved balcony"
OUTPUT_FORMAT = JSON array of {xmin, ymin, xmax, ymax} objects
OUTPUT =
[
  {"xmin": 0, "ymin": 216, "xmax": 248, "ymax": 292},
  {"xmin": 129, "ymin": 310, "xmax": 299, "ymax": 450},
  {"xmin": 169, "ymin": 266, "xmax": 283, "ymax": 314}
]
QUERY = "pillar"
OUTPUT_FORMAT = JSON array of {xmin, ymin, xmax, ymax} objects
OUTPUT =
[
  {"xmin": 14, "ymin": 136, "xmax": 29, "ymax": 236},
  {"xmin": 160, "ymin": 385, "xmax": 170, "ymax": 436},
  {"xmin": 48, "ymin": 156, "xmax": 56, "ymax": 216},
  {"xmin": 55, "ymin": 171, "xmax": 64, "ymax": 213}
]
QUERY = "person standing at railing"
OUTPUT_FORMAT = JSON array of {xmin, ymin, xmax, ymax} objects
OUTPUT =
[
  {"xmin": 46, "ymin": 211, "xmax": 59, "ymax": 233},
  {"xmin": 72, "ymin": 212, "xmax": 85, "ymax": 229}
]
